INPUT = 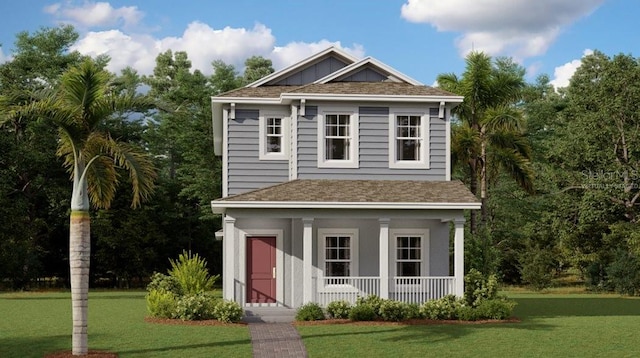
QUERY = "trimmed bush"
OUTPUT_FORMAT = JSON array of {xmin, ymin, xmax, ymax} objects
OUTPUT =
[
  {"xmin": 326, "ymin": 300, "xmax": 351, "ymax": 319},
  {"xmin": 476, "ymin": 298, "xmax": 516, "ymax": 320},
  {"xmin": 213, "ymin": 300, "xmax": 244, "ymax": 323},
  {"xmin": 420, "ymin": 295, "xmax": 464, "ymax": 320},
  {"xmin": 349, "ymin": 304, "xmax": 376, "ymax": 321},
  {"xmin": 405, "ymin": 303, "xmax": 424, "ymax": 319},
  {"xmin": 296, "ymin": 303, "xmax": 325, "ymax": 321},
  {"xmin": 379, "ymin": 300, "xmax": 409, "ymax": 321},
  {"xmin": 355, "ymin": 295, "xmax": 385, "ymax": 317},
  {"xmin": 464, "ymin": 269, "xmax": 499, "ymax": 307},
  {"xmin": 457, "ymin": 305, "xmax": 480, "ymax": 321},
  {"xmin": 169, "ymin": 251, "xmax": 220, "ymax": 295},
  {"xmin": 174, "ymin": 292, "xmax": 216, "ymax": 320},
  {"xmin": 146, "ymin": 289, "xmax": 177, "ymax": 319}
]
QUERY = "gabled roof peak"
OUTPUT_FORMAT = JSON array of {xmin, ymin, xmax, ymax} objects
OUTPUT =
[{"xmin": 314, "ymin": 56, "xmax": 424, "ymax": 86}]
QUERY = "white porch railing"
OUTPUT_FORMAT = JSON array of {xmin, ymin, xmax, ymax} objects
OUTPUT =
[
  {"xmin": 391, "ymin": 276, "xmax": 456, "ymax": 305},
  {"xmin": 315, "ymin": 276, "xmax": 455, "ymax": 306},
  {"xmin": 316, "ymin": 277, "xmax": 380, "ymax": 306}
]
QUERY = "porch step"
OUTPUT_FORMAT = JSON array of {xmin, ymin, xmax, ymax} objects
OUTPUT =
[{"xmin": 243, "ymin": 307, "xmax": 297, "ymax": 323}]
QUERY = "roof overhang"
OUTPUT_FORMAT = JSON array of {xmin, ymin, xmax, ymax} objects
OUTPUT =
[{"xmin": 211, "ymin": 200, "xmax": 482, "ymax": 214}]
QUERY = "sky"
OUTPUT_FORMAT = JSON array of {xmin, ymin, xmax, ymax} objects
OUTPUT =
[{"xmin": 0, "ymin": 0, "xmax": 637, "ymax": 88}]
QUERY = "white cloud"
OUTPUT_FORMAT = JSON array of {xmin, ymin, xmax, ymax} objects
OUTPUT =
[
  {"xmin": 401, "ymin": 0, "xmax": 603, "ymax": 60},
  {"xmin": 45, "ymin": 1, "xmax": 143, "ymax": 28},
  {"xmin": 550, "ymin": 49, "xmax": 594, "ymax": 89},
  {"xmin": 71, "ymin": 21, "xmax": 364, "ymax": 76}
]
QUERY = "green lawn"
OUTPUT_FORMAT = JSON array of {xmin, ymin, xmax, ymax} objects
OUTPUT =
[
  {"xmin": 297, "ymin": 292, "xmax": 640, "ymax": 358},
  {"xmin": 0, "ymin": 291, "xmax": 251, "ymax": 358}
]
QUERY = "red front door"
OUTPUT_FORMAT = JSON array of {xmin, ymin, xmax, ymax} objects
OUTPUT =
[{"xmin": 247, "ymin": 236, "xmax": 276, "ymax": 303}]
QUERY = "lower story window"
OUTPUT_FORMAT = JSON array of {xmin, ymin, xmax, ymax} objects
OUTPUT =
[
  {"xmin": 396, "ymin": 236, "xmax": 421, "ymax": 276},
  {"xmin": 318, "ymin": 228, "xmax": 359, "ymax": 279}
]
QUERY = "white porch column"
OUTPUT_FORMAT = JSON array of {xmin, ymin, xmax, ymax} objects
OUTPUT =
[
  {"xmin": 223, "ymin": 215, "xmax": 236, "ymax": 301},
  {"xmin": 379, "ymin": 218, "xmax": 390, "ymax": 299},
  {"xmin": 302, "ymin": 218, "xmax": 314, "ymax": 303},
  {"xmin": 453, "ymin": 218, "xmax": 465, "ymax": 297}
]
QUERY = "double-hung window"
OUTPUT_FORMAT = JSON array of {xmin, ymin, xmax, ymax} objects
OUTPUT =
[
  {"xmin": 318, "ymin": 109, "xmax": 358, "ymax": 168},
  {"xmin": 390, "ymin": 229, "xmax": 429, "ymax": 278},
  {"xmin": 389, "ymin": 109, "xmax": 428, "ymax": 168},
  {"xmin": 259, "ymin": 112, "xmax": 288, "ymax": 160},
  {"xmin": 318, "ymin": 229, "xmax": 359, "ymax": 283}
]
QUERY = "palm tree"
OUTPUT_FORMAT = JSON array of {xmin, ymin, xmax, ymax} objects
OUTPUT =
[
  {"xmin": 438, "ymin": 52, "xmax": 533, "ymax": 232},
  {"xmin": 1, "ymin": 59, "xmax": 156, "ymax": 355}
]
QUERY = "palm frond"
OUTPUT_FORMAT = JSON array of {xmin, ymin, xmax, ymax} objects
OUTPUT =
[
  {"xmin": 483, "ymin": 106, "xmax": 524, "ymax": 133},
  {"xmin": 105, "ymin": 139, "xmax": 157, "ymax": 208},
  {"xmin": 81, "ymin": 132, "xmax": 118, "ymax": 209},
  {"xmin": 451, "ymin": 123, "xmax": 481, "ymax": 168},
  {"xmin": 492, "ymin": 148, "xmax": 535, "ymax": 194},
  {"xmin": 60, "ymin": 59, "xmax": 109, "ymax": 130},
  {"xmin": 489, "ymin": 130, "xmax": 533, "ymax": 160}
]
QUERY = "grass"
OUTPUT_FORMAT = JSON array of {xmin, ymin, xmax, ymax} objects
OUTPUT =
[
  {"xmin": 297, "ymin": 292, "xmax": 640, "ymax": 357},
  {"xmin": 0, "ymin": 290, "xmax": 251, "ymax": 358}
]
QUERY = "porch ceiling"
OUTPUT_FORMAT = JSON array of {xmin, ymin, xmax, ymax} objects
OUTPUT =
[{"xmin": 211, "ymin": 179, "xmax": 480, "ymax": 212}]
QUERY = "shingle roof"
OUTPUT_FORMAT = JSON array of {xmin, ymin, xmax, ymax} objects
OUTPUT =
[
  {"xmin": 216, "ymin": 82, "xmax": 458, "ymax": 98},
  {"xmin": 217, "ymin": 179, "xmax": 478, "ymax": 204}
]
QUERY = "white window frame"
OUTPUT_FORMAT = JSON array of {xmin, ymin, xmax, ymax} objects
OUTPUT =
[
  {"xmin": 317, "ymin": 107, "xmax": 358, "ymax": 168},
  {"xmin": 317, "ymin": 228, "xmax": 359, "ymax": 291},
  {"xmin": 388, "ymin": 108, "xmax": 429, "ymax": 169},
  {"xmin": 259, "ymin": 110, "xmax": 289, "ymax": 160},
  {"xmin": 390, "ymin": 229, "xmax": 430, "ymax": 278}
]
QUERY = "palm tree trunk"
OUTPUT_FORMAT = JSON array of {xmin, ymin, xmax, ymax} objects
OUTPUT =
[
  {"xmin": 480, "ymin": 140, "xmax": 488, "ymax": 226},
  {"xmin": 469, "ymin": 161, "xmax": 478, "ymax": 234},
  {"xmin": 70, "ymin": 210, "xmax": 90, "ymax": 355}
]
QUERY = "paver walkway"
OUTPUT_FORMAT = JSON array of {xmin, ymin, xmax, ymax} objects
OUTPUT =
[{"xmin": 249, "ymin": 323, "xmax": 308, "ymax": 358}]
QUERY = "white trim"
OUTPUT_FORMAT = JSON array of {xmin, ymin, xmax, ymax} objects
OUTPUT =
[
  {"xmin": 390, "ymin": 229, "xmax": 430, "ymax": 283},
  {"xmin": 302, "ymin": 218, "xmax": 314, "ymax": 303},
  {"xmin": 281, "ymin": 93, "xmax": 463, "ymax": 103},
  {"xmin": 445, "ymin": 107, "xmax": 451, "ymax": 181},
  {"xmin": 212, "ymin": 101, "xmax": 223, "ymax": 155},
  {"xmin": 211, "ymin": 201, "xmax": 481, "ymax": 213},
  {"xmin": 222, "ymin": 108, "xmax": 229, "ymax": 197},
  {"xmin": 453, "ymin": 218, "xmax": 465, "ymax": 297},
  {"xmin": 246, "ymin": 46, "xmax": 359, "ymax": 87},
  {"xmin": 222, "ymin": 215, "xmax": 236, "ymax": 301},
  {"xmin": 241, "ymin": 229, "xmax": 285, "ymax": 306},
  {"xmin": 314, "ymin": 57, "xmax": 423, "ymax": 86},
  {"xmin": 317, "ymin": 107, "xmax": 359, "ymax": 168},
  {"xmin": 388, "ymin": 108, "xmax": 429, "ymax": 169},
  {"xmin": 379, "ymin": 218, "xmax": 390, "ymax": 299},
  {"xmin": 290, "ymin": 105, "xmax": 298, "ymax": 180},
  {"xmin": 317, "ymin": 228, "xmax": 359, "ymax": 290},
  {"xmin": 258, "ymin": 110, "xmax": 289, "ymax": 161}
]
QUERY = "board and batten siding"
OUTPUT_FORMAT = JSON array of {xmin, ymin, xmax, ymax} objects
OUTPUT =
[
  {"xmin": 273, "ymin": 57, "xmax": 349, "ymax": 85},
  {"xmin": 297, "ymin": 104, "xmax": 447, "ymax": 180},
  {"xmin": 227, "ymin": 108, "xmax": 289, "ymax": 195}
]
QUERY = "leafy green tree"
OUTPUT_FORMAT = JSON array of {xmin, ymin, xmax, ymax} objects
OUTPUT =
[
  {"xmin": 437, "ymin": 52, "xmax": 533, "ymax": 232},
  {"xmin": 242, "ymin": 55, "xmax": 274, "ymax": 84},
  {"xmin": 1, "ymin": 59, "xmax": 156, "ymax": 355},
  {"xmin": 211, "ymin": 60, "xmax": 242, "ymax": 93}
]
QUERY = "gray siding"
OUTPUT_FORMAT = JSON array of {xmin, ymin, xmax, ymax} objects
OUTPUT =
[
  {"xmin": 341, "ymin": 67, "xmax": 388, "ymax": 82},
  {"xmin": 227, "ymin": 109, "xmax": 288, "ymax": 195},
  {"xmin": 297, "ymin": 104, "xmax": 447, "ymax": 181},
  {"xmin": 274, "ymin": 57, "xmax": 349, "ymax": 85}
]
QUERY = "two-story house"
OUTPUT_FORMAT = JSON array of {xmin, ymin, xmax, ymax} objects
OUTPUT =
[{"xmin": 211, "ymin": 47, "xmax": 480, "ymax": 308}]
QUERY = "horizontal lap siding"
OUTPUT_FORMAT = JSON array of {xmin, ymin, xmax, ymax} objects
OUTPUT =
[
  {"xmin": 297, "ymin": 104, "xmax": 447, "ymax": 180},
  {"xmin": 227, "ymin": 109, "xmax": 288, "ymax": 195}
]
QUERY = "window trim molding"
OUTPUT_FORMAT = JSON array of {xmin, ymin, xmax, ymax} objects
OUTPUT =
[
  {"xmin": 389, "ymin": 228, "xmax": 430, "ymax": 277},
  {"xmin": 317, "ymin": 107, "xmax": 359, "ymax": 168},
  {"xmin": 317, "ymin": 228, "xmax": 360, "ymax": 280},
  {"xmin": 388, "ymin": 107, "xmax": 429, "ymax": 169},
  {"xmin": 259, "ymin": 110, "xmax": 289, "ymax": 161}
]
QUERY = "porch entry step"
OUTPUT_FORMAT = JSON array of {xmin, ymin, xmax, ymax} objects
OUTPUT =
[{"xmin": 243, "ymin": 307, "xmax": 297, "ymax": 323}]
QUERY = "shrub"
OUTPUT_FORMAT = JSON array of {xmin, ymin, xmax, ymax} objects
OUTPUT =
[
  {"xmin": 606, "ymin": 249, "xmax": 640, "ymax": 296},
  {"xmin": 146, "ymin": 289, "xmax": 177, "ymax": 319},
  {"xmin": 464, "ymin": 269, "xmax": 499, "ymax": 307},
  {"xmin": 476, "ymin": 298, "xmax": 516, "ymax": 320},
  {"xmin": 295, "ymin": 303, "xmax": 325, "ymax": 321},
  {"xmin": 420, "ymin": 295, "xmax": 464, "ymax": 320},
  {"xmin": 519, "ymin": 246, "xmax": 555, "ymax": 291},
  {"xmin": 457, "ymin": 305, "xmax": 480, "ymax": 321},
  {"xmin": 349, "ymin": 304, "xmax": 376, "ymax": 321},
  {"xmin": 213, "ymin": 300, "xmax": 244, "ymax": 323},
  {"xmin": 174, "ymin": 292, "xmax": 216, "ymax": 320},
  {"xmin": 169, "ymin": 250, "xmax": 219, "ymax": 295},
  {"xmin": 326, "ymin": 300, "xmax": 351, "ymax": 319},
  {"xmin": 405, "ymin": 303, "xmax": 424, "ymax": 319},
  {"xmin": 355, "ymin": 295, "xmax": 385, "ymax": 317},
  {"xmin": 379, "ymin": 300, "xmax": 408, "ymax": 322},
  {"xmin": 147, "ymin": 272, "xmax": 182, "ymax": 295}
]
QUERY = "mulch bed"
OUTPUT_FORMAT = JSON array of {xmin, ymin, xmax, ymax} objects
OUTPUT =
[{"xmin": 294, "ymin": 317, "xmax": 521, "ymax": 326}]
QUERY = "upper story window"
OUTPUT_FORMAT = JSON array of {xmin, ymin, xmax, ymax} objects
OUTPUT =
[
  {"xmin": 318, "ymin": 108, "xmax": 358, "ymax": 168},
  {"xmin": 259, "ymin": 111, "xmax": 288, "ymax": 160},
  {"xmin": 389, "ymin": 109, "xmax": 429, "ymax": 169}
]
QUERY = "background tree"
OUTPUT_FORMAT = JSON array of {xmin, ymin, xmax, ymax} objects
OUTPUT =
[
  {"xmin": 242, "ymin": 55, "xmax": 274, "ymax": 84},
  {"xmin": 1, "ymin": 59, "xmax": 156, "ymax": 355}
]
